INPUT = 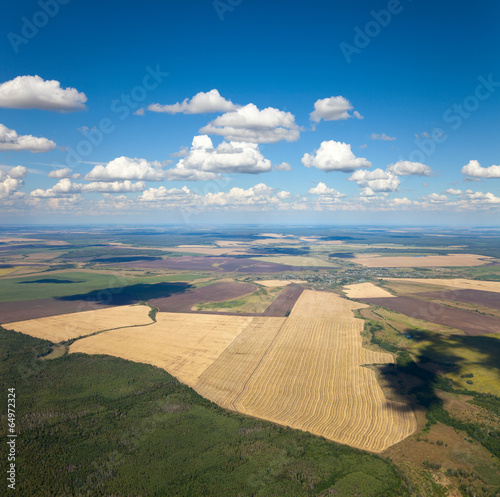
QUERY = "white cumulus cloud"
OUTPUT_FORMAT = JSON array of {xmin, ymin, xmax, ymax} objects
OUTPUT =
[
  {"xmin": 464, "ymin": 190, "xmax": 500, "ymax": 204},
  {"xmin": 200, "ymin": 104, "xmax": 300, "ymax": 143},
  {"xmin": 148, "ymin": 89, "xmax": 237, "ymax": 114},
  {"xmin": 370, "ymin": 133, "xmax": 396, "ymax": 141},
  {"xmin": 0, "ymin": 124, "xmax": 56, "ymax": 152},
  {"xmin": 310, "ymin": 96, "xmax": 363, "ymax": 123},
  {"xmin": 0, "ymin": 166, "xmax": 27, "ymax": 199},
  {"xmin": 165, "ymin": 135, "xmax": 281, "ymax": 180},
  {"xmin": 140, "ymin": 185, "xmax": 193, "ymax": 202},
  {"xmin": 203, "ymin": 183, "xmax": 286, "ymax": 207},
  {"xmin": 0, "ymin": 75, "xmax": 87, "ymax": 111},
  {"xmin": 31, "ymin": 178, "xmax": 145, "ymax": 197},
  {"xmin": 422, "ymin": 193, "xmax": 448, "ymax": 203},
  {"xmin": 446, "ymin": 188, "xmax": 463, "ymax": 195},
  {"xmin": 387, "ymin": 160, "xmax": 432, "ymax": 176},
  {"xmin": 85, "ymin": 157, "xmax": 169, "ymax": 182},
  {"xmin": 308, "ymin": 182, "xmax": 344, "ymax": 197},
  {"xmin": 302, "ymin": 140, "xmax": 371, "ymax": 172},
  {"xmin": 461, "ymin": 160, "xmax": 500, "ymax": 179},
  {"xmin": 48, "ymin": 167, "xmax": 73, "ymax": 179},
  {"xmin": 349, "ymin": 168, "xmax": 400, "ymax": 195}
]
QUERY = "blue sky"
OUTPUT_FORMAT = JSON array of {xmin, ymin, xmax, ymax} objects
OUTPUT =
[{"xmin": 0, "ymin": 0, "xmax": 499, "ymax": 224}]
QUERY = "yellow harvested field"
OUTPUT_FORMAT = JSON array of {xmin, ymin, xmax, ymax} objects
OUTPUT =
[
  {"xmin": 288, "ymin": 289, "xmax": 368, "ymax": 318},
  {"xmin": 0, "ymin": 267, "xmax": 26, "ymax": 276},
  {"xmin": 50, "ymin": 289, "xmax": 417, "ymax": 452},
  {"xmin": 70, "ymin": 313, "xmax": 254, "ymax": 386},
  {"xmin": 384, "ymin": 277, "xmax": 500, "ymax": 293},
  {"xmin": 4, "ymin": 305, "xmax": 152, "ymax": 343},
  {"xmin": 354, "ymin": 253, "xmax": 492, "ymax": 267},
  {"xmin": 343, "ymin": 282, "xmax": 395, "ymax": 299},
  {"xmin": 196, "ymin": 290, "xmax": 416, "ymax": 452},
  {"xmin": 0, "ymin": 237, "xmax": 69, "ymax": 245},
  {"xmin": 257, "ymin": 279, "xmax": 307, "ymax": 287}
]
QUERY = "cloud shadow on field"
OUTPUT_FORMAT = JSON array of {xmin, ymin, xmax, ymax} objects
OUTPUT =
[
  {"xmin": 376, "ymin": 333, "xmax": 500, "ymax": 416},
  {"xmin": 19, "ymin": 279, "xmax": 84, "ymax": 284},
  {"xmin": 57, "ymin": 282, "xmax": 193, "ymax": 305}
]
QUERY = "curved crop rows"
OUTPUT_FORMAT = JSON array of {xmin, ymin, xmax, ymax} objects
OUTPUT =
[{"xmin": 196, "ymin": 290, "xmax": 417, "ymax": 452}]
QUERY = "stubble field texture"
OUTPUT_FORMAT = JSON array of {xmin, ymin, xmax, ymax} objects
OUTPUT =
[
  {"xmin": 7, "ymin": 287, "xmax": 417, "ymax": 452},
  {"xmin": 4, "ymin": 305, "xmax": 152, "ymax": 342}
]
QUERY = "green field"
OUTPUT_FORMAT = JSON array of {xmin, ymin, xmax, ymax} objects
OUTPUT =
[
  {"xmin": 0, "ymin": 272, "xmax": 201, "ymax": 302},
  {"xmin": 0, "ymin": 328, "xmax": 409, "ymax": 497}
]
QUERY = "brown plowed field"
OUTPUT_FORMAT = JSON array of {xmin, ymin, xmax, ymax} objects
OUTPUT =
[
  {"xmin": 0, "ymin": 298, "xmax": 120, "ymax": 324},
  {"xmin": 416, "ymin": 289, "xmax": 500, "ymax": 311},
  {"xmin": 262, "ymin": 285, "xmax": 304, "ymax": 317},
  {"xmin": 148, "ymin": 282, "xmax": 257, "ymax": 312},
  {"xmin": 360, "ymin": 296, "xmax": 500, "ymax": 335}
]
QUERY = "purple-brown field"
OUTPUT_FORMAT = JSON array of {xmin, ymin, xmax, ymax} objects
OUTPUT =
[
  {"xmin": 262, "ymin": 285, "xmax": 304, "ymax": 317},
  {"xmin": 415, "ymin": 289, "xmax": 500, "ymax": 311},
  {"xmin": 148, "ymin": 281, "xmax": 257, "ymax": 312},
  {"xmin": 119, "ymin": 256, "xmax": 301, "ymax": 273},
  {"xmin": 360, "ymin": 296, "xmax": 500, "ymax": 336},
  {"xmin": 0, "ymin": 298, "xmax": 120, "ymax": 324}
]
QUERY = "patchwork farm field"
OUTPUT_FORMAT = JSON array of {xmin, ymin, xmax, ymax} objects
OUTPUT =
[
  {"xmin": 6, "ymin": 285, "xmax": 417, "ymax": 452},
  {"xmin": 384, "ymin": 277, "xmax": 500, "ymax": 293},
  {"xmin": 360, "ymin": 296, "xmax": 500, "ymax": 335},
  {"xmin": 4, "ymin": 305, "xmax": 152, "ymax": 342},
  {"xmin": 196, "ymin": 290, "xmax": 417, "ymax": 452},
  {"xmin": 250, "ymin": 255, "xmax": 338, "ymax": 268},
  {"xmin": 2, "ymin": 226, "xmax": 500, "ymax": 496},
  {"xmin": 353, "ymin": 253, "xmax": 493, "ymax": 267},
  {"xmin": 148, "ymin": 281, "xmax": 257, "ymax": 313},
  {"xmin": 70, "ymin": 312, "xmax": 254, "ymax": 385},
  {"xmin": 119, "ymin": 255, "xmax": 301, "ymax": 273},
  {"xmin": 61, "ymin": 290, "xmax": 417, "ymax": 452}
]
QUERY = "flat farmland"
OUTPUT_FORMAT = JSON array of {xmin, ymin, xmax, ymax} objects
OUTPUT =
[
  {"xmin": 0, "ymin": 298, "xmax": 122, "ymax": 323},
  {"xmin": 262, "ymin": 285, "xmax": 304, "ymax": 317},
  {"xmin": 0, "ymin": 266, "xmax": 26, "ymax": 276},
  {"xmin": 120, "ymin": 255, "xmax": 300, "ymax": 273},
  {"xmin": 353, "ymin": 254, "xmax": 492, "ymax": 267},
  {"xmin": 0, "ymin": 271, "xmax": 176, "ymax": 302},
  {"xmin": 360, "ymin": 296, "xmax": 500, "ymax": 335},
  {"xmin": 40, "ymin": 288, "xmax": 418, "ymax": 452},
  {"xmin": 70, "ymin": 313, "xmax": 254, "ymax": 386},
  {"xmin": 288, "ymin": 288, "xmax": 368, "ymax": 318},
  {"xmin": 257, "ymin": 279, "xmax": 307, "ymax": 287},
  {"xmin": 250, "ymin": 255, "xmax": 337, "ymax": 268},
  {"xmin": 3, "ymin": 305, "xmax": 152, "ymax": 343},
  {"xmin": 415, "ymin": 289, "xmax": 500, "ymax": 311},
  {"xmin": 148, "ymin": 281, "xmax": 257, "ymax": 312},
  {"xmin": 384, "ymin": 277, "xmax": 500, "ymax": 293},
  {"xmin": 197, "ymin": 290, "xmax": 417, "ymax": 452},
  {"xmin": 343, "ymin": 282, "xmax": 395, "ymax": 299}
]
